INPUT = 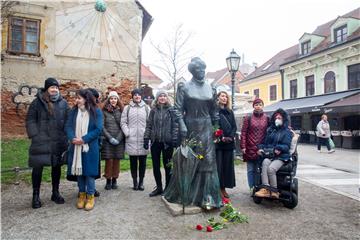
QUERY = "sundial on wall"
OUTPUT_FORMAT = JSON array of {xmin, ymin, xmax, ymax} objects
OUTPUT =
[{"xmin": 55, "ymin": 0, "xmax": 138, "ymax": 62}]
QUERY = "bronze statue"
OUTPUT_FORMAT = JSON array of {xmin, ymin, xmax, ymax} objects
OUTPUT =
[{"xmin": 164, "ymin": 57, "xmax": 222, "ymax": 210}]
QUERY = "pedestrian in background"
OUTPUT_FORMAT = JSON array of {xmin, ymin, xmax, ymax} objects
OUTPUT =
[
  {"xmin": 240, "ymin": 98, "xmax": 269, "ymax": 193},
  {"xmin": 144, "ymin": 90, "xmax": 178, "ymax": 197},
  {"xmin": 65, "ymin": 89, "xmax": 103, "ymax": 211},
  {"xmin": 26, "ymin": 77, "xmax": 69, "ymax": 209},
  {"xmin": 316, "ymin": 114, "xmax": 335, "ymax": 153},
  {"xmin": 215, "ymin": 91, "xmax": 237, "ymax": 199},
  {"xmin": 121, "ymin": 88, "xmax": 150, "ymax": 191},
  {"xmin": 101, "ymin": 91, "xmax": 125, "ymax": 190}
]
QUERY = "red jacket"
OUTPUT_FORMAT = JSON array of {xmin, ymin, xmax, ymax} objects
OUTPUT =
[{"xmin": 240, "ymin": 111, "xmax": 269, "ymax": 161}]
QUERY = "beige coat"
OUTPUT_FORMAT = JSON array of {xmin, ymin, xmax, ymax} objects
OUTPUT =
[
  {"xmin": 316, "ymin": 120, "xmax": 331, "ymax": 138},
  {"xmin": 120, "ymin": 100, "xmax": 150, "ymax": 156}
]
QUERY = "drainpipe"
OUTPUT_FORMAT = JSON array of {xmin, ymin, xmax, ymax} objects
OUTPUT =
[{"xmin": 280, "ymin": 69, "xmax": 284, "ymax": 100}]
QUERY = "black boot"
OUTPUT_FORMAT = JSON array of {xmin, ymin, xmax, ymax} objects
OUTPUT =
[
  {"xmin": 111, "ymin": 178, "xmax": 118, "ymax": 189},
  {"xmin": 105, "ymin": 179, "xmax": 112, "ymax": 190},
  {"xmin": 32, "ymin": 189, "xmax": 42, "ymax": 209},
  {"xmin": 94, "ymin": 190, "xmax": 100, "ymax": 197},
  {"xmin": 138, "ymin": 178, "xmax": 144, "ymax": 191},
  {"xmin": 51, "ymin": 190, "xmax": 65, "ymax": 204},
  {"xmin": 149, "ymin": 186, "xmax": 163, "ymax": 197},
  {"xmin": 133, "ymin": 178, "xmax": 138, "ymax": 190}
]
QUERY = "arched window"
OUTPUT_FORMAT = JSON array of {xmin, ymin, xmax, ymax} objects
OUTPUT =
[{"xmin": 324, "ymin": 71, "xmax": 336, "ymax": 93}]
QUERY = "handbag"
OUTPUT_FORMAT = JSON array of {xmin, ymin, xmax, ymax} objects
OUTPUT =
[{"xmin": 328, "ymin": 138, "xmax": 335, "ymax": 149}]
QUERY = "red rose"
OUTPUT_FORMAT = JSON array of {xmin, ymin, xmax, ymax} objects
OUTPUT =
[
  {"xmin": 222, "ymin": 197, "xmax": 231, "ymax": 204},
  {"xmin": 206, "ymin": 226, "xmax": 213, "ymax": 232},
  {"xmin": 196, "ymin": 224, "xmax": 203, "ymax": 231},
  {"xmin": 214, "ymin": 129, "xmax": 223, "ymax": 137}
]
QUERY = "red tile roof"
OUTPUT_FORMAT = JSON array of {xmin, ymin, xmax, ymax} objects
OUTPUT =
[{"xmin": 141, "ymin": 64, "xmax": 161, "ymax": 81}]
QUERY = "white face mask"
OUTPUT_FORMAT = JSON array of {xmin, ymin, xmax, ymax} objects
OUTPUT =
[{"xmin": 275, "ymin": 119, "xmax": 283, "ymax": 127}]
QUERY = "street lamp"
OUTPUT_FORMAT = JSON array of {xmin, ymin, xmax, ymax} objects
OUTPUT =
[{"xmin": 226, "ymin": 49, "xmax": 241, "ymax": 111}]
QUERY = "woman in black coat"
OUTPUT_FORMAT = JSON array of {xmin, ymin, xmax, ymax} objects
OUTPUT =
[
  {"xmin": 215, "ymin": 91, "xmax": 237, "ymax": 199},
  {"xmin": 101, "ymin": 91, "xmax": 125, "ymax": 190},
  {"xmin": 26, "ymin": 78, "xmax": 69, "ymax": 209}
]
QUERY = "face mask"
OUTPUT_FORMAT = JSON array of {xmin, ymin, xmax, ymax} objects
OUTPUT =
[{"xmin": 275, "ymin": 119, "xmax": 283, "ymax": 127}]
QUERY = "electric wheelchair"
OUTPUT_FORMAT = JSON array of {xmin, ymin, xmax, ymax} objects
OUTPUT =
[{"xmin": 252, "ymin": 133, "xmax": 299, "ymax": 209}]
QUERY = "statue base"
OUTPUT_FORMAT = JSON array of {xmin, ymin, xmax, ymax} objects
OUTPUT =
[{"xmin": 161, "ymin": 196, "xmax": 202, "ymax": 216}]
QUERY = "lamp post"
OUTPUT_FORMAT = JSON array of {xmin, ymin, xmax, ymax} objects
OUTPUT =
[{"xmin": 226, "ymin": 49, "xmax": 241, "ymax": 111}]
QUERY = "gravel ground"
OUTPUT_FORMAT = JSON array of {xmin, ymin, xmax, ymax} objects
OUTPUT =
[{"xmin": 1, "ymin": 164, "xmax": 359, "ymax": 240}]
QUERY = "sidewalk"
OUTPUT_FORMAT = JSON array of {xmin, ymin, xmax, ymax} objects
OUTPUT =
[
  {"xmin": 297, "ymin": 144, "xmax": 359, "ymax": 201},
  {"xmin": 1, "ymin": 157, "xmax": 359, "ymax": 239}
]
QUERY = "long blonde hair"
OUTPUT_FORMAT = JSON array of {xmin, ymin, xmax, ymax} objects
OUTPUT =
[{"xmin": 217, "ymin": 91, "xmax": 231, "ymax": 109}]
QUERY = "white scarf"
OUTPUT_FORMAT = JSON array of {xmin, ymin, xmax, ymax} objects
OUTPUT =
[{"xmin": 71, "ymin": 108, "xmax": 90, "ymax": 175}]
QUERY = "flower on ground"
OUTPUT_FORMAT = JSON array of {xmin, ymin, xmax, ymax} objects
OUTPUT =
[
  {"xmin": 196, "ymin": 224, "xmax": 203, "ymax": 231},
  {"xmin": 206, "ymin": 226, "xmax": 213, "ymax": 232}
]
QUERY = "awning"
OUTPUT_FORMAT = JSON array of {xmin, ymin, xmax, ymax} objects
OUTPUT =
[
  {"xmin": 322, "ymin": 93, "xmax": 360, "ymax": 113},
  {"xmin": 263, "ymin": 89, "xmax": 360, "ymax": 115}
]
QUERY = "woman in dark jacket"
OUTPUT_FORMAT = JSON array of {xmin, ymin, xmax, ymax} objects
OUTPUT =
[
  {"xmin": 26, "ymin": 78, "xmax": 69, "ymax": 209},
  {"xmin": 144, "ymin": 90, "xmax": 178, "ymax": 197},
  {"xmin": 215, "ymin": 91, "xmax": 237, "ymax": 199},
  {"xmin": 255, "ymin": 108, "xmax": 292, "ymax": 199},
  {"xmin": 240, "ymin": 98, "xmax": 269, "ymax": 191},
  {"xmin": 101, "ymin": 91, "xmax": 125, "ymax": 190},
  {"xmin": 65, "ymin": 89, "xmax": 103, "ymax": 211}
]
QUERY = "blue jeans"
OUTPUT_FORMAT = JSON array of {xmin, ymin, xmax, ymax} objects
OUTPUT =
[
  {"xmin": 78, "ymin": 176, "xmax": 95, "ymax": 195},
  {"xmin": 247, "ymin": 160, "xmax": 260, "ymax": 189}
]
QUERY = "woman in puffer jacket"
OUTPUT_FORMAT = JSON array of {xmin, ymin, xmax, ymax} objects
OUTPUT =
[
  {"xmin": 254, "ymin": 108, "xmax": 292, "ymax": 199},
  {"xmin": 144, "ymin": 90, "xmax": 178, "ymax": 197},
  {"xmin": 120, "ymin": 89, "xmax": 150, "ymax": 191},
  {"xmin": 240, "ymin": 98, "xmax": 269, "ymax": 192},
  {"xmin": 101, "ymin": 91, "xmax": 125, "ymax": 190}
]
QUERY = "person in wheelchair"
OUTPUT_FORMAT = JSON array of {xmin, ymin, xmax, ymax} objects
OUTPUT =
[{"xmin": 254, "ymin": 108, "xmax": 292, "ymax": 199}]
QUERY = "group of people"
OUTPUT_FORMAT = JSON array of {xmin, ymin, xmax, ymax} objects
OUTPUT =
[{"xmin": 26, "ymin": 57, "xmax": 297, "ymax": 211}]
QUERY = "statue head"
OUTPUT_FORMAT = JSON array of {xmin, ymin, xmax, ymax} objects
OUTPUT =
[{"xmin": 188, "ymin": 57, "xmax": 206, "ymax": 84}]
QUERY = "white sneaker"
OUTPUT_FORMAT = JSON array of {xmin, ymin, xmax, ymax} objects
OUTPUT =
[
  {"xmin": 317, "ymin": 150, "xmax": 321, "ymax": 153},
  {"xmin": 328, "ymin": 149, "xmax": 335, "ymax": 153}
]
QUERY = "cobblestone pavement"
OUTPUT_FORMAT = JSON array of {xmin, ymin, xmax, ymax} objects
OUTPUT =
[{"xmin": 1, "ymin": 160, "xmax": 359, "ymax": 240}]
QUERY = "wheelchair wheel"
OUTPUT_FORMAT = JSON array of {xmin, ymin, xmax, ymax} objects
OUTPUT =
[
  {"xmin": 292, "ymin": 178, "xmax": 298, "ymax": 195},
  {"xmin": 253, "ymin": 196, "xmax": 263, "ymax": 204},
  {"xmin": 283, "ymin": 192, "xmax": 298, "ymax": 209}
]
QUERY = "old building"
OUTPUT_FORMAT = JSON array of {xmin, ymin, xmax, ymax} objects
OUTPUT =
[
  {"xmin": 264, "ymin": 8, "xmax": 360, "ymax": 148},
  {"xmin": 1, "ymin": 0, "xmax": 152, "ymax": 136}
]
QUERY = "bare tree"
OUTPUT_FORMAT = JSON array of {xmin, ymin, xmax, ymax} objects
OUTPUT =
[
  {"xmin": 1, "ymin": 0, "xmax": 18, "ymax": 24},
  {"xmin": 150, "ymin": 24, "xmax": 194, "ymax": 97}
]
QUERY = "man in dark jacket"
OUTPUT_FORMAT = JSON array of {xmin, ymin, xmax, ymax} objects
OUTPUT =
[
  {"xmin": 26, "ymin": 78, "xmax": 69, "ymax": 209},
  {"xmin": 255, "ymin": 108, "xmax": 292, "ymax": 199}
]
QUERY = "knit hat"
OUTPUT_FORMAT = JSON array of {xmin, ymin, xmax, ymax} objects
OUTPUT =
[
  {"xmin": 155, "ymin": 89, "xmax": 168, "ymax": 100},
  {"xmin": 131, "ymin": 88, "xmax": 142, "ymax": 97},
  {"xmin": 44, "ymin": 78, "xmax": 59, "ymax": 91},
  {"xmin": 253, "ymin": 98, "xmax": 264, "ymax": 107},
  {"xmin": 108, "ymin": 91, "xmax": 119, "ymax": 99}
]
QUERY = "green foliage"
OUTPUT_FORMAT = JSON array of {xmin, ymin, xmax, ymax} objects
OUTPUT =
[
  {"xmin": 220, "ymin": 203, "xmax": 249, "ymax": 223},
  {"xmin": 1, "ymin": 139, "xmax": 152, "ymax": 185}
]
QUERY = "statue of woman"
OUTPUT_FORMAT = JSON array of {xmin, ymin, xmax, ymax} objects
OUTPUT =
[{"xmin": 164, "ymin": 57, "xmax": 222, "ymax": 210}]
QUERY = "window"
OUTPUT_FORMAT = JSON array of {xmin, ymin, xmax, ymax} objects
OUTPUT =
[
  {"xmin": 324, "ymin": 71, "xmax": 336, "ymax": 93},
  {"xmin": 290, "ymin": 79, "xmax": 297, "ymax": 99},
  {"xmin": 8, "ymin": 17, "xmax": 40, "ymax": 55},
  {"xmin": 348, "ymin": 63, "xmax": 360, "ymax": 90},
  {"xmin": 301, "ymin": 40, "xmax": 311, "ymax": 55},
  {"xmin": 334, "ymin": 25, "xmax": 347, "ymax": 43},
  {"xmin": 270, "ymin": 85, "xmax": 277, "ymax": 101},
  {"xmin": 244, "ymin": 91, "xmax": 249, "ymax": 94},
  {"xmin": 305, "ymin": 75, "xmax": 315, "ymax": 96},
  {"xmin": 253, "ymin": 89, "xmax": 259, "ymax": 98},
  {"xmin": 290, "ymin": 116, "xmax": 302, "ymax": 130}
]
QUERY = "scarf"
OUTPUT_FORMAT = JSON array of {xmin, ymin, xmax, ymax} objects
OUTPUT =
[{"xmin": 71, "ymin": 108, "xmax": 90, "ymax": 175}]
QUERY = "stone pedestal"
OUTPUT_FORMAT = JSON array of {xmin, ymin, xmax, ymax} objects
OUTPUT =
[{"xmin": 161, "ymin": 196, "xmax": 202, "ymax": 216}]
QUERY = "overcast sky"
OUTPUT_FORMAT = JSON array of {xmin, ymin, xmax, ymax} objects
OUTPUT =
[{"xmin": 139, "ymin": 0, "xmax": 359, "ymax": 81}]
